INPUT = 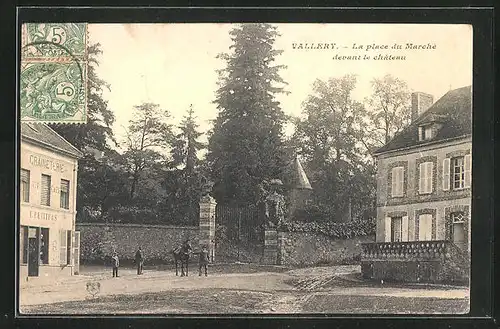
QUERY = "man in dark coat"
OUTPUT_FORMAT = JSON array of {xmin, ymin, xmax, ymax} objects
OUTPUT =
[
  {"xmin": 112, "ymin": 252, "xmax": 119, "ymax": 278},
  {"xmin": 198, "ymin": 245, "xmax": 210, "ymax": 276},
  {"xmin": 135, "ymin": 247, "xmax": 144, "ymax": 275}
]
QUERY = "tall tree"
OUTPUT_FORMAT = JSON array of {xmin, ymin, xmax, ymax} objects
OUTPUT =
[
  {"xmin": 293, "ymin": 74, "xmax": 372, "ymax": 220},
  {"xmin": 168, "ymin": 104, "xmax": 206, "ymax": 225},
  {"xmin": 49, "ymin": 43, "xmax": 120, "ymax": 221},
  {"xmin": 123, "ymin": 102, "xmax": 174, "ymax": 199},
  {"xmin": 170, "ymin": 104, "xmax": 204, "ymax": 172},
  {"xmin": 207, "ymin": 23, "xmax": 289, "ymax": 205},
  {"xmin": 50, "ymin": 43, "xmax": 116, "ymax": 152},
  {"xmin": 295, "ymin": 75, "xmax": 366, "ymax": 165},
  {"xmin": 364, "ymin": 74, "xmax": 412, "ymax": 149}
]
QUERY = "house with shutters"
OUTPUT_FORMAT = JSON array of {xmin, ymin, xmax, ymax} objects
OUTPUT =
[
  {"xmin": 361, "ymin": 85, "xmax": 472, "ymax": 283},
  {"xmin": 19, "ymin": 123, "xmax": 83, "ymax": 282}
]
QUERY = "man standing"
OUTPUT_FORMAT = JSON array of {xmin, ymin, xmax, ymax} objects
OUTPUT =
[
  {"xmin": 112, "ymin": 252, "xmax": 120, "ymax": 278},
  {"xmin": 198, "ymin": 245, "xmax": 210, "ymax": 276},
  {"xmin": 135, "ymin": 247, "xmax": 144, "ymax": 275}
]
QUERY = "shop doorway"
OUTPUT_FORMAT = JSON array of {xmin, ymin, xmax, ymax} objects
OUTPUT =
[{"xmin": 27, "ymin": 227, "xmax": 39, "ymax": 277}]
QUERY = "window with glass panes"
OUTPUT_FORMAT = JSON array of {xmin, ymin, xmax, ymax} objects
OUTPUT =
[
  {"xmin": 21, "ymin": 169, "xmax": 30, "ymax": 202},
  {"xmin": 391, "ymin": 216, "xmax": 402, "ymax": 242},
  {"xmin": 452, "ymin": 157, "xmax": 465, "ymax": 189},
  {"xmin": 60, "ymin": 179, "xmax": 70, "ymax": 209}
]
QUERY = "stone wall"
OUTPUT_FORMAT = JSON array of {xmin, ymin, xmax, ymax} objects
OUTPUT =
[
  {"xmin": 76, "ymin": 223, "xmax": 199, "ymax": 265},
  {"xmin": 278, "ymin": 231, "xmax": 375, "ymax": 266}
]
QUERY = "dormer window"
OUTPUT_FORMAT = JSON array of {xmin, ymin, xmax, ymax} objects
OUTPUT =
[{"xmin": 418, "ymin": 123, "xmax": 441, "ymax": 142}]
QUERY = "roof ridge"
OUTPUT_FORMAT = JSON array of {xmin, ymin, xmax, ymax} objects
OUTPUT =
[
  {"xmin": 374, "ymin": 85, "xmax": 472, "ymax": 155},
  {"xmin": 21, "ymin": 122, "xmax": 83, "ymax": 158},
  {"xmin": 43, "ymin": 123, "xmax": 84, "ymax": 157}
]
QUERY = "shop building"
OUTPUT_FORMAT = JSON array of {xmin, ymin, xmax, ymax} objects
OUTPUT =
[{"xmin": 19, "ymin": 123, "xmax": 83, "ymax": 280}]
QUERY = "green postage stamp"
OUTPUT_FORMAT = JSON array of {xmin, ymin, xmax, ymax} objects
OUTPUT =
[{"xmin": 20, "ymin": 23, "xmax": 88, "ymax": 124}]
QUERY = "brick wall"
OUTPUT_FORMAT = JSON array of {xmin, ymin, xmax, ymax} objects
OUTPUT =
[
  {"xmin": 76, "ymin": 223, "xmax": 199, "ymax": 264},
  {"xmin": 278, "ymin": 232, "xmax": 375, "ymax": 266}
]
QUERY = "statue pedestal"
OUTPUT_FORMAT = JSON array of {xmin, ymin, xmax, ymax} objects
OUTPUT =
[{"xmin": 262, "ymin": 228, "xmax": 278, "ymax": 265}]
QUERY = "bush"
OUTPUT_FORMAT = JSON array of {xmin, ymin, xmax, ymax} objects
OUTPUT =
[{"xmin": 279, "ymin": 217, "xmax": 376, "ymax": 239}]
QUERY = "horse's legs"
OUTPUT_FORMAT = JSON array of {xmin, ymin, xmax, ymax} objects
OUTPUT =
[
  {"xmin": 186, "ymin": 260, "xmax": 189, "ymax": 276},
  {"xmin": 175, "ymin": 259, "xmax": 178, "ymax": 276}
]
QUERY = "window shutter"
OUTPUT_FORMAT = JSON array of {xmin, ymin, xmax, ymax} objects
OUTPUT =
[
  {"xmin": 402, "ymin": 215, "xmax": 409, "ymax": 241},
  {"xmin": 442, "ymin": 158, "xmax": 451, "ymax": 191},
  {"xmin": 464, "ymin": 154, "xmax": 471, "ymax": 188},
  {"xmin": 41, "ymin": 175, "xmax": 51, "ymax": 206},
  {"xmin": 397, "ymin": 167, "xmax": 405, "ymax": 196},
  {"xmin": 59, "ymin": 230, "xmax": 67, "ymax": 265},
  {"xmin": 384, "ymin": 217, "xmax": 391, "ymax": 242},
  {"xmin": 67, "ymin": 230, "xmax": 72, "ymax": 265},
  {"xmin": 391, "ymin": 167, "xmax": 397, "ymax": 197},
  {"xmin": 419, "ymin": 163, "xmax": 424, "ymax": 194},
  {"xmin": 74, "ymin": 231, "xmax": 81, "ymax": 274},
  {"xmin": 427, "ymin": 162, "xmax": 434, "ymax": 193}
]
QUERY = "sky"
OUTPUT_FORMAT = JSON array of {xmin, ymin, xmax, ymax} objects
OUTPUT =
[{"xmin": 88, "ymin": 23, "xmax": 473, "ymax": 146}]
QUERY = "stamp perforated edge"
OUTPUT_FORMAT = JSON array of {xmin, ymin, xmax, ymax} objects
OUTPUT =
[{"xmin": 20, "ymin": 23, "xmax": 89, "ymax": 125}]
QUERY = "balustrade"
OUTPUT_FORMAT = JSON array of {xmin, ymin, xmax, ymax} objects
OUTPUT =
[{"xmin": 361, "ymin": 240, "xmax": 451, "ymax": 261}]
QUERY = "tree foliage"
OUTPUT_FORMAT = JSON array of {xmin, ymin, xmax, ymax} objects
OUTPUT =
[
  {"xmin": 50, "ymin": 43, "xmax": 116, "ymax": 152},
  {"xmin": 122, "ymin": 102, "xmax": 174, "ymax": 199},
  {"xmin": 49, "ymin": 43, "xmax": 122, "ymax": 221},
  {"xmin": 207, "ymin": 23, "xmax": 289, "ymax": 205},
  {"xmin": 292, "ymin": 75, "xmax": 374, "ymax": 221},
  {"xmin": 170, "ymin": 104, "xmax": 205, "ymax": 172},
  {"xmin": 165, "ymin": 105, "xmax": 208, "ymax": 225},
  {"xmin": 364, "ymin": 74, "xmax": 412, "ymax": 148}
]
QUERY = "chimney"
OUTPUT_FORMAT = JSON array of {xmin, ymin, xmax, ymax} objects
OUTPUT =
[{"xmin": 411, "ymin": 92, "xmax": 434, "ymax": 122}]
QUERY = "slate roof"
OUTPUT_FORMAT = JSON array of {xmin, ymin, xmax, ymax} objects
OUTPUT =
[
  {"xmin": 289, "ymin": 156, "xmax": 313, "ymax": 190},
  {"xmin": 374, "ymin": 85, "xmax": 472, "ymax": 155},
  {"xmin": 21, "ymin": 123, "xmax": 83, "ymax": 159}
]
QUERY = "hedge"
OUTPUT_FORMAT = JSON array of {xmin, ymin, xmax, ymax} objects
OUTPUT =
[{"xmin": 278, "ymin": 217, "xmax": 376, "ymax": 239}]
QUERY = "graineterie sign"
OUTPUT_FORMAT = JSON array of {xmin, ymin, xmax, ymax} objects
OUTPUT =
[{"xmin": 29, "ymin": 154, "xmax": 66, "ymax": 173}]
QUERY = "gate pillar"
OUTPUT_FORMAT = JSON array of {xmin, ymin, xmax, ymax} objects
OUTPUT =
[
  {"xmin": 199, "ymin": 195, "xmax": 216, "ymax": 263},
  {"xmin": 262, "ymin": 228, "xmax": 278, "ymax": 264}
]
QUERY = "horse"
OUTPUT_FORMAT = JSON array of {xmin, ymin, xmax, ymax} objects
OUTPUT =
[{"xmin": 172, "ymin": 242, "xmax": 192, "ymax": 276}]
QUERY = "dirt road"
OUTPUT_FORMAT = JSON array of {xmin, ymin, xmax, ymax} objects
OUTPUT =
[{"xmin": 20, "ymin": 264, "xmax": 469, "ymax": 314}]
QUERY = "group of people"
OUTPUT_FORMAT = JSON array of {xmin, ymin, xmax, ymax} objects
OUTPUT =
[
  {"xmin": 110, "ymin": 242, "xmax": 211, "ymax": 277},
  {"xmin": 111, "ymin": 247, "xmax": 144, "ymax": 278}
]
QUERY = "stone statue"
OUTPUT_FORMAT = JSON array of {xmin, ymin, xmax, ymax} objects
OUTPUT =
[{"xmin": 263, "ymin": 179, "xmax": 286, "ymax": 229}]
